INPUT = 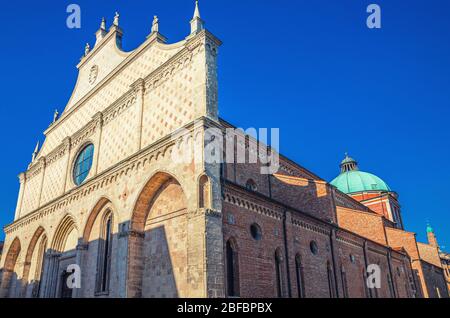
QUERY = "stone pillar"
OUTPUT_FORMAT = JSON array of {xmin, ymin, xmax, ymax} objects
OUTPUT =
[
  {"xmin": 14, "ymin": 173, "xmax": 26, "ymax": 220},
  {"xmin": 124, "ymin": 229, "xmax": 145, "ymax": 298},
  {"xmin": 116, "ymin": 223, "xmax": 133, "ymax": 298},
  {"xmin": 74, "ymin": 243, "xmax": 88, "ymax": 298},
  {"xmin": 41, "ymin": 252, "xmax": 60, "ymax": 298},
  {"xmin": 186, "ymin": 209, "xmax": 207, "ymax": 297},
  {"xmin": 60, "ymin": 137, "xmax": 72, "ymax": 196},
  {"xmin": 36, "ymin": 158, "xmax": 47, "ymax": 209},
  {"xmin": 91, "ymin": 112, "xmax": 104, "ymax": 176},
  {"xmin": 205, "ymin": 209, "xmax": 225, "ymax": 297},
  {"xmin": 131, "ymin": 78, "xmax": 145, "ymax": 151}
]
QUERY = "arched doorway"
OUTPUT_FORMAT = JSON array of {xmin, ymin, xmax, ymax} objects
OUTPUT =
[
  {"xmin": 0, "ymin": 237, "xmax": 21, "ymax": 298},
  {"xmin": 128, "ymin": 172, "xmax": 188, "ymax": 297},
  {"xmin": 22, "ymin": 226, "xmax": 47, "ymax": 298},
  {"xmin": 44, "ymin": 215, "xmax": 78, "ymax": 298},
  {"xmin": 81, "ymin": 198, "xmax": 118, "ymax": 297}
]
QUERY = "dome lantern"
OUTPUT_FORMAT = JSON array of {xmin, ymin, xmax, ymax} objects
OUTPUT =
[
  {"xmin": 340, "ymin": 153, "xmax": 358, "ymax": 173},
  {"xmin": 331, "ymin": 154, "xmax": 391, "ymax": 194}
]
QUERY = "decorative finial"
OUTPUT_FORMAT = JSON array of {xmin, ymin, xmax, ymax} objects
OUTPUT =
[
  {"xmin": 193, "ymin": 0, "xmax": 201, "ymax": 19},
  {"xmin": 113, "ymin": 11, "xmax": 120, "ymax": 26},
  {"xmin": 190, "ymin": 0, "xmax": 204, "ymax": 35},
  {"xmin": 151, "ymin": 15, "xmax": 159, "ymax": 33},
  {"xmin": 53, "ymin": 109, "xmax": 59, "ymax": 123},
  {"xmin": 100, "ymin": 17, "xmax": 106, "ymax": 30},
  {"xmin": 32, "ymin": 141, "xmax": 40, "ymax": 161},
  {"xmin": 84, "ymin": 43, "xmax": 90, "ymax": 56}
]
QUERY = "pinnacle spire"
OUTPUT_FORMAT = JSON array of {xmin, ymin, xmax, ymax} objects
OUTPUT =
[
  {"xmin": 189, "ymin": 0, "xmax": 204, "ymax": 35},
  {"xmin": 193, "ymin": 0, "xmax": 201, "ymax": 19},
  {"xmin": 151, "ymin": 15, "xmax": 159, "ymax": 33},
  {"xmin": 32, "ymin": 141, "xmax": 40, "ymax": 161},
  {"xmin": 113, "ymin": 11, "xmax": 120, "ymax": 27},
  {"xmin": 100, "ymin": 17, "xmax": 106, "ymax": 30},
  {"xmin": 84, "ymin": 43, "xmax": 90, "ymax": 56}
]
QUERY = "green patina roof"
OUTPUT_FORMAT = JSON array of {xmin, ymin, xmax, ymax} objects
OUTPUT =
[
  {"xmin": 331, "ymin": 170, "xmax": 391, "ymax": 194},
  {"xmin": 426, "ymin": 223, "xmax": 434, "ymax": 233}
]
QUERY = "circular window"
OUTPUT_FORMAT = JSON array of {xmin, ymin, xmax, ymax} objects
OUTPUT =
[
  {"xmin": 310, "ymin": 241, "xmax": 318, "ymax": 255},
  {"xmin": 73, "ymin": 144, "xmax": 94, "ymax": 186},
  {"xmin": 250, "ymin": 223, "xmax": 262, "ymax": 240}
]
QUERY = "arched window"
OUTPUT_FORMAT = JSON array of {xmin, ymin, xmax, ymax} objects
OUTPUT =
[
  {"xmin": 295, "ymin": 254, "xmax": 305, "ymax": 298},
  {"xmin": 96, "ymin": 213, "xmax": 113, "ymax": 293},
  {"xmin": 275, "ymin": 249, "xmax": 284, "ymax": 298},
  {"xmin": 33, "ymin": 235, "xmax": 47, "ymax": 298},
  {"xmin": 226, "ymin": 239, "xmax": 239, "ymax": 297},
  {"xmin": 245, "ymin": 179, "xmax": 257, "ymax": 191},
  {"xmin": 198, "ymin": 175, "xmax": 210, "ymax": 209},
  {"xmin": 341, "ymin": 266, "xmax": 349, "ymax": 298},
  {"xmin": 73, "ymin": 144, "xmax": 94, "ymax": 186},
  {"xmin": 327, "ymin": 261, "xmax": 335, "ymax": 298}
]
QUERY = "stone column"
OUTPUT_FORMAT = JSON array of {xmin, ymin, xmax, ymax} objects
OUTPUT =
[
  {"xmin": 124, "ymin": 228, "xmax": 145, "ymax": 298},
  {"xmin": 14, "ymin": 173, "xmax": 26, "ymax": 220},
  {"xmin": 205, "ymin": 209, "xmax": 225, "ymax": 297},
  {"xmin": 36, "ymin": 158, "xmax": 47, "ymax": 209},
  {"xmin": 186, "ymin": 209, "xmax": 207, "ymax": 297},
  {"xmin": 116, "ymin": 222, "xmax": 134, "ymax": 298},
  {"xmin": 74, "ymin": 243, "xmax": 88, "ymax": 298},
  {"xmin": 131, "ymin": 78, "xmax": 145, "ymax": 151},
  {"xmin": 91, "ymin": 112, "xmax": 104, "ymax": 176},
  {"xmin": 60, "ymin": 137, "xmax": 72, "ymax": 196},
  {"xmin": 41, "ymin": 252, "xmax": 60, "ymax": 298}
]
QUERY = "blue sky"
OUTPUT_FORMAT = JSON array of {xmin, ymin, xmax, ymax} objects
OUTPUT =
[{"xmin": 0, "ymin": 0, "xmax": 449, "ymax": 248}]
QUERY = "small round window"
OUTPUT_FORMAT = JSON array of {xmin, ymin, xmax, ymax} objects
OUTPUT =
[
  {"xmin": 73, "ymin": 144, "xmax": 94, "ymax": 186},
  {"xmin": 310, "ymin": 241, "xmax": 318, "ymax": 255},
  {"xmin": 250, "ymin": 223, "xmax": 262, "ymax": 241}
]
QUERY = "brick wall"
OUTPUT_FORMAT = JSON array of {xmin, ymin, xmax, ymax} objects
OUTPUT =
[{"xmin": 336, "ymin": 207, "xmax": 387, "ymax": 246}]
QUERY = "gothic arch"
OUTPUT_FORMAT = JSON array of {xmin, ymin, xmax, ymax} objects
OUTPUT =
[
  {"xmin": 274, "ymin": 247, "xmax": 285, "ymax": 298},
  {"xmin": 128, "ymin": 170, "xmax": 188, "ymax": 297},
  {"xmin": 198, "ymin": 174, "xmax": 211, "ymax": 209},
  {"xmin": 21, "ymin": 226, "xmax": 47, "ymax": 297},
  {"xmin": 51, "ymin": 214, "xmax": 78, "ymax": 252},
  {"xmin": 130, "ymin": 170, "xmax": 186, "ymax": 232},
  {"xmin": 80, "ymin": 197, "xmax": 119, "ymax": 296},
  {"xmin": 82, "ymin": 197, "xmax": 118, "ymax": 243},
  {"xmin": 225, "ymin": 237, "xmax": 240, "ymax": 297},
  {"xmin": 0, "ymin": 237, "xmax": 21, "ymax": 298}
]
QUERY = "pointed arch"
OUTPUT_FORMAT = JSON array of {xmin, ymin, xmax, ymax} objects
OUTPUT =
[
  {"xmin": 128, "ymin": 170, "xmax": 188, "ymax": 297},
  {"xmin": 22, "ymin": 226, "xmax": 47, "ymax": 297},
  {"xmin": 295, "ymin": 253, "xmax": 305, "ymax": 298},
  {"xmin": 82, "ymin": 197, "xmax": 118, "ymax": 243},
  {"xmin": 198, "ymin": 174, "xmax": 211, "ymax": 209},
  {"xmin": 130, "ymin": 171, "xmax": 185, "ymax": 232},
  {"xmin": 51, "ymin": 215, "xmax": 78, "ymax": 252},
  {"xmin": 275, "ymin": 248, "xmax": 285, "ymax": 298},
  {"xmin": 0, "ymin": 237, "xmax": 21, "ymax": 298},
  {"xmin": 225, "ymin": 237, "xmax": 239, "ymax": 297}
]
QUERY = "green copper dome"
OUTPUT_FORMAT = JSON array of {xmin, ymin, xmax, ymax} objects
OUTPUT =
[
  {"xmin": 426, "ymin": 223, "xmax": 434, "ymax": 233},
  {"xmin": 330, "ymin": 154, "xmax": 391, "ymax": 194}
]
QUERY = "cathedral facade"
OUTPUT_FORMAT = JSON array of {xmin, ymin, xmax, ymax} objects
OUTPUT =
[{"xmin": 0, "ymin": 3, "xmax": 448, "ymax": 298}]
